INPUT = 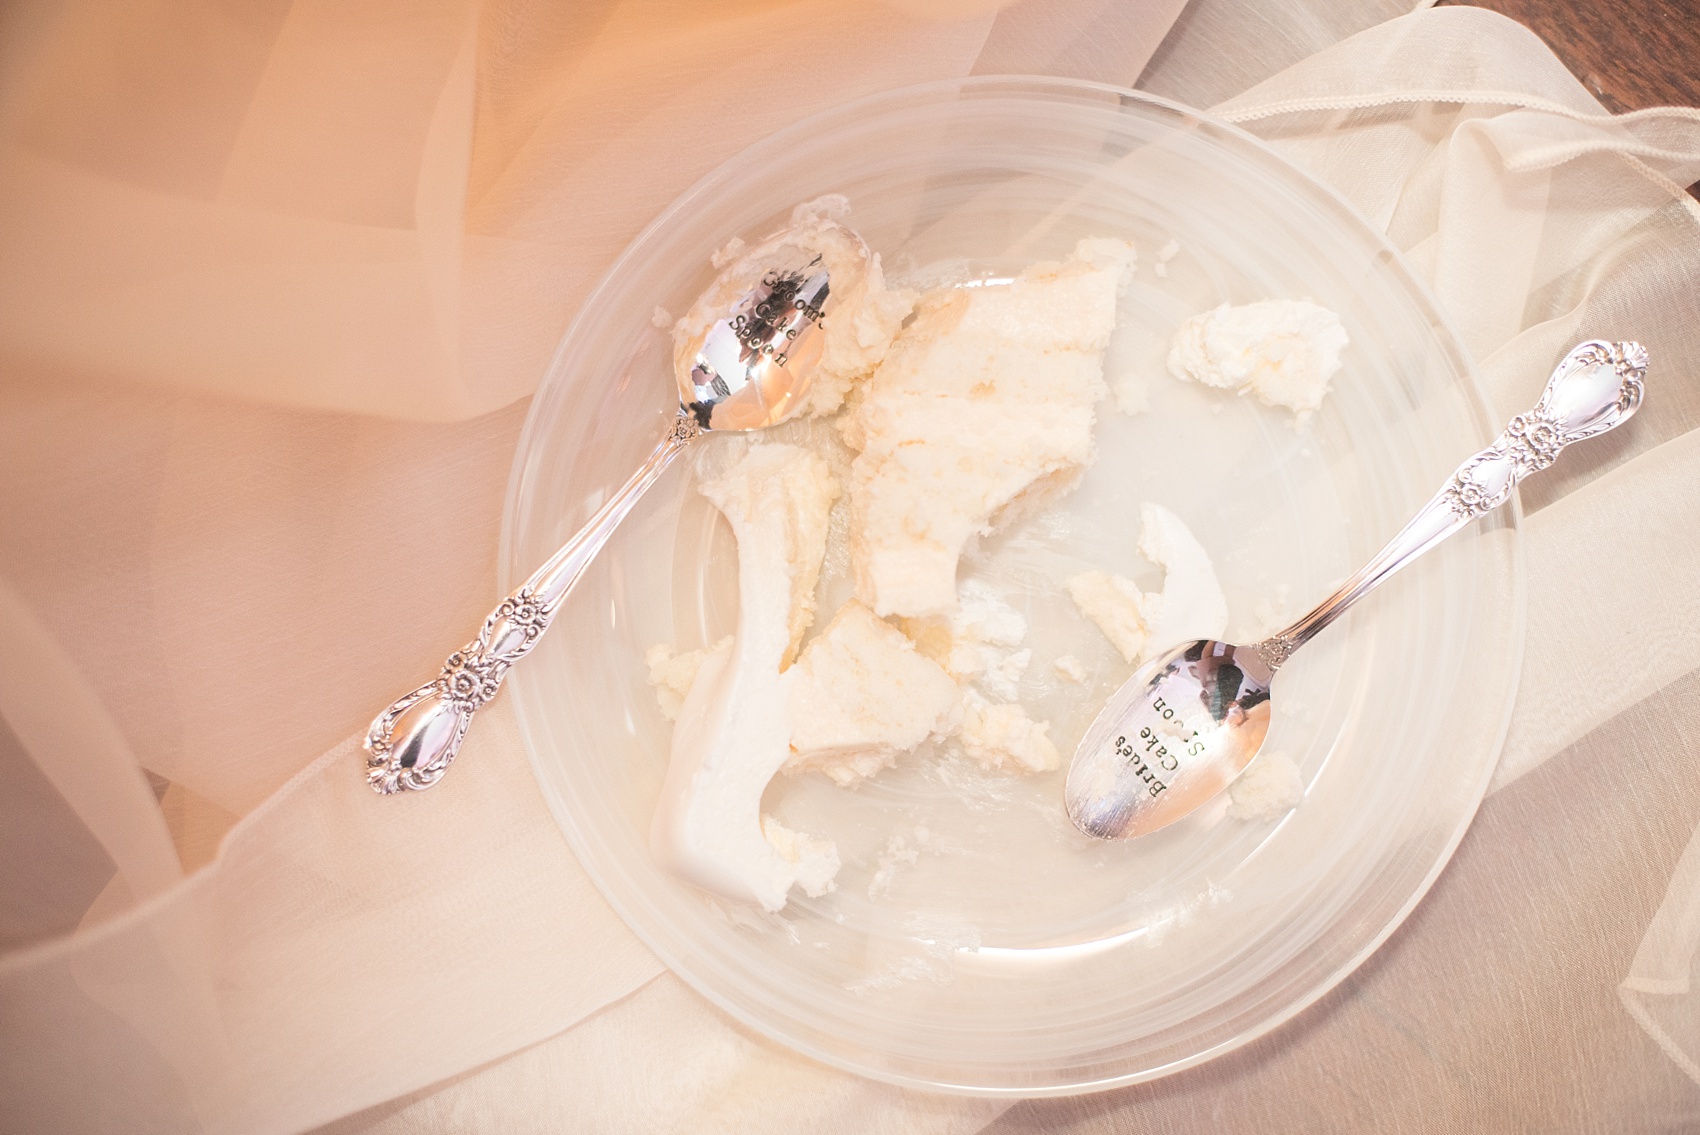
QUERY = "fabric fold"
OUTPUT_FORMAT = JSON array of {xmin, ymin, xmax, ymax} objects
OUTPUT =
[
  {"xmin": 4, "ymin": 2, "xmax": 1700, "ymax": 1131},
  {"xmin": 1, "ymin": 700, "xmax": 666, "ymax": 1135}
]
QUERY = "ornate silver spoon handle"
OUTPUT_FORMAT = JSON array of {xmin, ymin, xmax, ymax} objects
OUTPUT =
[
  {"xmin": 1257, "ymin": 339, "xmax": 1646, "ymax": 671},
  {"xmin": 365, "ymin": 413, "xmax": 703, "ymax": 794}
]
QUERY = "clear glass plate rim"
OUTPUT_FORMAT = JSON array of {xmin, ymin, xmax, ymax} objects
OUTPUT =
[{"xmin": 499, "ymin": 74, "xmax": 1528, "ymax": 1097}]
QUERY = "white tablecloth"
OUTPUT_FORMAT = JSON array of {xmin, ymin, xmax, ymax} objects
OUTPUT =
[{"xmin": 2, "ymin": 2, "xmax": 1699, "ymax": 1131}]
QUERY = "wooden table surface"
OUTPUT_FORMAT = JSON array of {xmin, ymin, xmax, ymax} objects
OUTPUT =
[{"xmin": 1440, "ymin": 0, "xmax": 1700, "ymax": 192}]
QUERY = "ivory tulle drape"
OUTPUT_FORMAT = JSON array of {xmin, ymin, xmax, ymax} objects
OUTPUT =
[{"xmin": 2, "ymin": 1, "xmax": 1699, "ymax": 1132}]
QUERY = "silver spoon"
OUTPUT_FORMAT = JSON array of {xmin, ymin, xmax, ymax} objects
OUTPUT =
[
  {"xmin": 1066, "ymin": 339, "xmax": 1647, "ymax": 839},
  {"xmin": 364, "ymin": 226, "xmax": 855, "ymax": 793}
]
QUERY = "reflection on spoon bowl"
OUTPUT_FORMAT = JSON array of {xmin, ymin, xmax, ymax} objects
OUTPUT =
[{"xmin": 1067, "ymin": 640, "xmax": 1273, "ymax": 840}]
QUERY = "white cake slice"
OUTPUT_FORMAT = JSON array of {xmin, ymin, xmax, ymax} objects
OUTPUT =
[
  {"xmin": 786, "ymin": 600, "xmax": 960, "ymax": 786},
  {"xmin": 845, "ymin": 239, "xmax": 1133, "ymax": 619}
]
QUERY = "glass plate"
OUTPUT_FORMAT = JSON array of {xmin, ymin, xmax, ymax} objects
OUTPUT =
[{"xmin": 502, "ymin": 77, "xmax": 1522, "ymax": 1096}]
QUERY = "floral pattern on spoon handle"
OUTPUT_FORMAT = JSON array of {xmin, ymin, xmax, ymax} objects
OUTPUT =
[
  {"xmin": 1258, "ymin": 339, "xmax": 1647, "ymax": 671},
  {"xmin": 364, "ymin": 415, "xmax": 701, "ymax": 794}
]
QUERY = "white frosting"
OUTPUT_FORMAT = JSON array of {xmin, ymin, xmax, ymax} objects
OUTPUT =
[
  {"xmin": 649, "ymin": 444, "xmax": 841, "ymax": 912},
  {"xmin": 1226, "ymin": 750, "xmax": 1304, "ymax": 821},
  {"xmin": 898, "ymin": 582, "xmax": 1059, "ymax": 768},
  {"xmin": 1167, "ymin": 299, "xmax": 1347, "ymax": 416},
  {"xmin": 786, "ymin": 601, "xmax": 960, "ymax": 787},
  {"xmin": 1136, "ymin": 502, "xmax": 1230, "ymax": 651},
  {"xmin": 1067, "ymin": 503, "xmax": 1229, "ymax": 664},
  {"xmin": 845, "ymin": 240, "xmax": 1130, "ymax": 618}
]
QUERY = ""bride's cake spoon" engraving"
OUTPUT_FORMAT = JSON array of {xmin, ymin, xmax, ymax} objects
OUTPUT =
[{"xmin": 1067, "ymin": 340, "xmax": 1647, "ymax": 839}]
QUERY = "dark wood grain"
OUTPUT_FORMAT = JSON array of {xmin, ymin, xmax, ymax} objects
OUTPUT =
[
  {"xmin": 1441, "ymin": 0, "xmax": 1700, "ymax": 114},
  {"xmin": 1440, "ymin": 0, "xmax": 1700, "ymax": 193}
]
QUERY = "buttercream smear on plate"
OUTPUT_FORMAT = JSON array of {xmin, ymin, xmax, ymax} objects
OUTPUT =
[{"xmin": 646, "ymin": 214, "xmax": 1317, "ymax": 910}]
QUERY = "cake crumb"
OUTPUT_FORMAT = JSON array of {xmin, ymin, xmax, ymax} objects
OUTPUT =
[
  {"xmin": 709, "ymin": 236, "xmax": 747, "ymax": 269},
  {"xmin": 957, "ymin": 691, "xmax": 1059, "ymax": 774},
  {"xmin": 1253, "ymin": 585, "xmax": 1293, "ymax": 637},
  {"xmin": 1154, "ymin": 239, "xmax": 1181, "ymax": 278},
  {"xmin": 1109, "ymin": 367, "xmax": 1150, "ymax": 416},
  {"xmin": 1226, "ymin": 751, "xmax": 1303, "ymax": 821},
  {"xmin": 867, "ymin": 833, "xmax": 920, "ymax": 899},
  {"xmin": 1054, "ymin": 654, "xmax": 1089, "ymax": 683},
  {"xmin": 762, "ymin": 816, "xmax": 840, "ymax": 897}
]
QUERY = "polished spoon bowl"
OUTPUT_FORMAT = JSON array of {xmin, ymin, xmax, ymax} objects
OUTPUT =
[
  {"xmin": 363, "ymin": 226, "xmax": 855, "ymax": 793},
  {"xmin": 1066, "ymin": 339, "xmax": 1648, "ymax": 840}
]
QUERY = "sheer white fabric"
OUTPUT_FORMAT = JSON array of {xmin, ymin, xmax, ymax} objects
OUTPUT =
[{"xmin": 2, "ymin": 2, "xmax": 1698, "ymax": 1132}]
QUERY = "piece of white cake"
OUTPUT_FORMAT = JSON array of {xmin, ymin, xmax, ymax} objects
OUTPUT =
[
  {"xmin": 1068, "ymin": 503, "xmax": 1229, "ymax": 664},
  {"xmin": 786, "ymin": 601, "xmax": 961, "ymax": 786},
  {"xmin": 956, "ymin": 690, "xmax": 1060, "ymax": 774},
  {"xmin": 1167, "ymin": 299, "xmax": 1347, "ymax": 416},
  {"xmin": 649, "ymin": 443, "xmax": 843, "ymax": 912},
  {"xmin": 644, "ymin": 638, "xmax": 732, "ymax": 721},
  {"xmin": 901, "ymin": 579, "xmax": 1029, "ymax": 685},
  {"xmin": 1065, "ymin": 571, "xmax": 1150, "ymax": 664},
  {"xmin": 845, "ymin": 239, "xmax": 1132, "ymax": 618}
]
